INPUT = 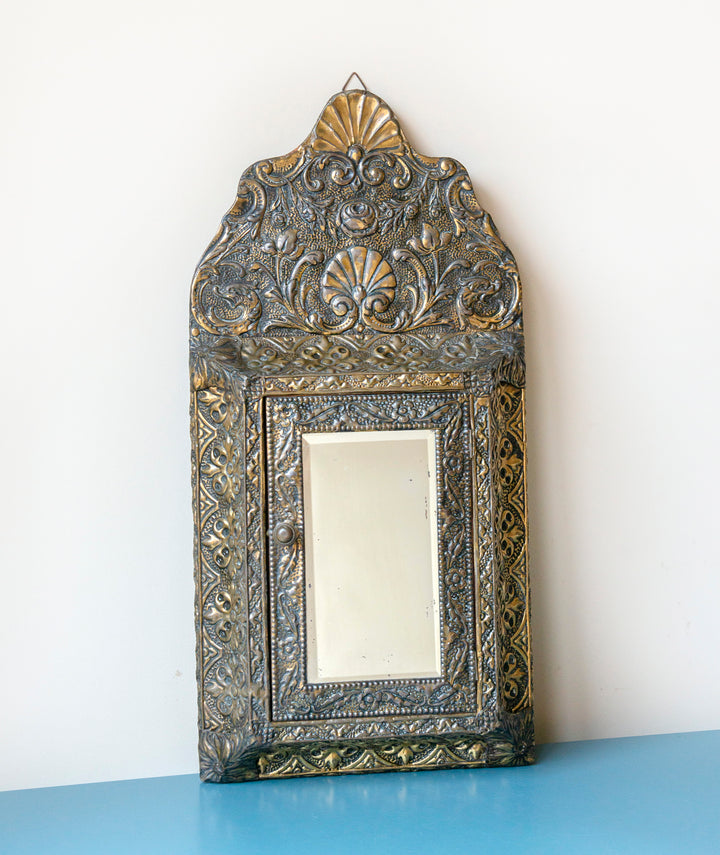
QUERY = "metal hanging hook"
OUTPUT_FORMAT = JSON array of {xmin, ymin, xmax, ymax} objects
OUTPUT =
[{"xmin": 342, "ymin": 72, "xmax": 368, "ymax": 92}]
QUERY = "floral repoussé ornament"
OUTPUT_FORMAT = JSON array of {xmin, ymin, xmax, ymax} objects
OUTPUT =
[{"xmin": 191, "ymin": 90, "xmax": 522, "ymax": 340}]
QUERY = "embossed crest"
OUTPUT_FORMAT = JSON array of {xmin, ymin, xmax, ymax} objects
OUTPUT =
[{"xmin": 190, "ymin": 88, "xmax": 522, "ymax": 343}]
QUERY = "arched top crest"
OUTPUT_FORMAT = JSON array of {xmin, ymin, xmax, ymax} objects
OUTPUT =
[{"xmin": 190, "ymin": 88, "xmax": 524, "ymax": 381}]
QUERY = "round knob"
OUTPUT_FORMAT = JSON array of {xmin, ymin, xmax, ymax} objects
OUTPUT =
[{"xmin": 273, "ymin": 522, "xmax": 297, "ymax": 545}]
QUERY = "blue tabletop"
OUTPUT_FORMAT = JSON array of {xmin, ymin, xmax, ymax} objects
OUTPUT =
[{"xmin": 1, "ymin": 730, "xmax": 718, "ymax": 854}]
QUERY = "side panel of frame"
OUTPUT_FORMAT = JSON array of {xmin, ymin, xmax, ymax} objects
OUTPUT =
[
  {"xmin": 491, "ymin": 383, "xmax": 532, "ymax": 714},
  {"xmin": 193, "ymin": 386, "xmax": 258, "ymax": 781}
]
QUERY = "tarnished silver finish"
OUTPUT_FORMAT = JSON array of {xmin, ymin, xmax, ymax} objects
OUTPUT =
[
  {"xmin": 273, "ymin": 522, "xmax": 297, "ymax": 546},
  {"xmin": 266, "ymin": 391, "xmax": 474, "ymax": 722},
  {"xmin": 190, "ymin": 87, "xmax": 532, "ymax": 782}
]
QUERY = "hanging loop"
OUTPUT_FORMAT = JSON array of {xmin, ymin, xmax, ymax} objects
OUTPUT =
[{"xmin": 342, "ymin": 72, "xmax": 368, "ymax": 92}]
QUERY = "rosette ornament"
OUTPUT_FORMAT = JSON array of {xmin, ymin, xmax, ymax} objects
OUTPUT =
[{"xmin": 337, "ymin": 200, "xmax": 378, "ymax": 237}]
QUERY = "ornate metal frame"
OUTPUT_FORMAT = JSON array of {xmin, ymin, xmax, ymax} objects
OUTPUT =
[
  {"xmin": 266, "ymin": 391, "xmax": 476, "ymax": 723},
  {"xmin": 190, "ymin": 86, "xmax": 532, "ymax": 781}
]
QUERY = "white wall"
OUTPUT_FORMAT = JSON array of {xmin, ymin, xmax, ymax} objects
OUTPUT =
[{"xmin": 1, "ymin": 0, "xmax": 718, "ymax": 791}]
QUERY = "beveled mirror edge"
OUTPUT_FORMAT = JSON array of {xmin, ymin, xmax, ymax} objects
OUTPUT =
[
  {"xmin": 301, "ymin": 429, "xmax": 442, "ymax": 685},
  {"xmin": 189, "ymin": 87, "xmax": 532, "ymax": 782}
]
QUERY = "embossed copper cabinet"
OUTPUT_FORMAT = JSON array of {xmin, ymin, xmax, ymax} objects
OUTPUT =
[{"xmin": 190, "ymin": 88, "xmax": 532, "ymax": 781}]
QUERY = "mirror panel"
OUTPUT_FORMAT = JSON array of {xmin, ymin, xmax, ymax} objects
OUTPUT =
[{"xmin": 302, "ymin": 430, "xmax": 440, "ymax": 684}]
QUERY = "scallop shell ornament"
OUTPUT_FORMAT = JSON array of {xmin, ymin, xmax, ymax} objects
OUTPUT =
[
  {"xmin": 321, "ymin": 247, "xmax": 397, "ymax": 317},
  {"xmin": 311, "ymin": 92, "xmax": 403, "ymax": 155}
]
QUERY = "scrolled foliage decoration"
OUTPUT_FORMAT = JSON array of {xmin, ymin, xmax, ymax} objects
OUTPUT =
[{"xmin": 191, "ymin": 89, "xmax": 522, "ymax": 340}]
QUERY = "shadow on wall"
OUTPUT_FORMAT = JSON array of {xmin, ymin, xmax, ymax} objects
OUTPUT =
[{"xmin": 475, "ymin": 182, "xmax": 591, "ymax": 745}]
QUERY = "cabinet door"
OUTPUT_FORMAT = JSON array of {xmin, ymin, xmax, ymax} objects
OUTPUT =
[{"xmin": 264, "ymin": 390, "xmax": 479, "ymax": 724}]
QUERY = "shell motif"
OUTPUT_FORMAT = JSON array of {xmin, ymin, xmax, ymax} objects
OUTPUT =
[
  {"xmin": 321, "ymin": 247, "xmax": 397, "ymax": 317},
  {"xmin": 311, "ymin": 91, "xmax": 403, "ymax": 155}
]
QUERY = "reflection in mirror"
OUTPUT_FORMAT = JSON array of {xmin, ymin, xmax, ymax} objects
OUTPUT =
[{"xmin": 302, "ymin": 430, "xmax": 440, "ymax": 684}]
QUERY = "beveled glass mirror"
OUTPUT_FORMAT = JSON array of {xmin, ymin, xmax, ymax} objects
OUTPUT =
[
  {"xmin": 301, "ymin": 429, "xmax": 441, "ymax": 684},
  {"xmin": 190, "ymin": 85, "xmax": 532, "ymax": 781}
]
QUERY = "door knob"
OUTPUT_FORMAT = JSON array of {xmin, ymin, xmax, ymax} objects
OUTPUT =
[{"xmin": 273, "ymin": 522, "xmax": 297, "ymax": 545}]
